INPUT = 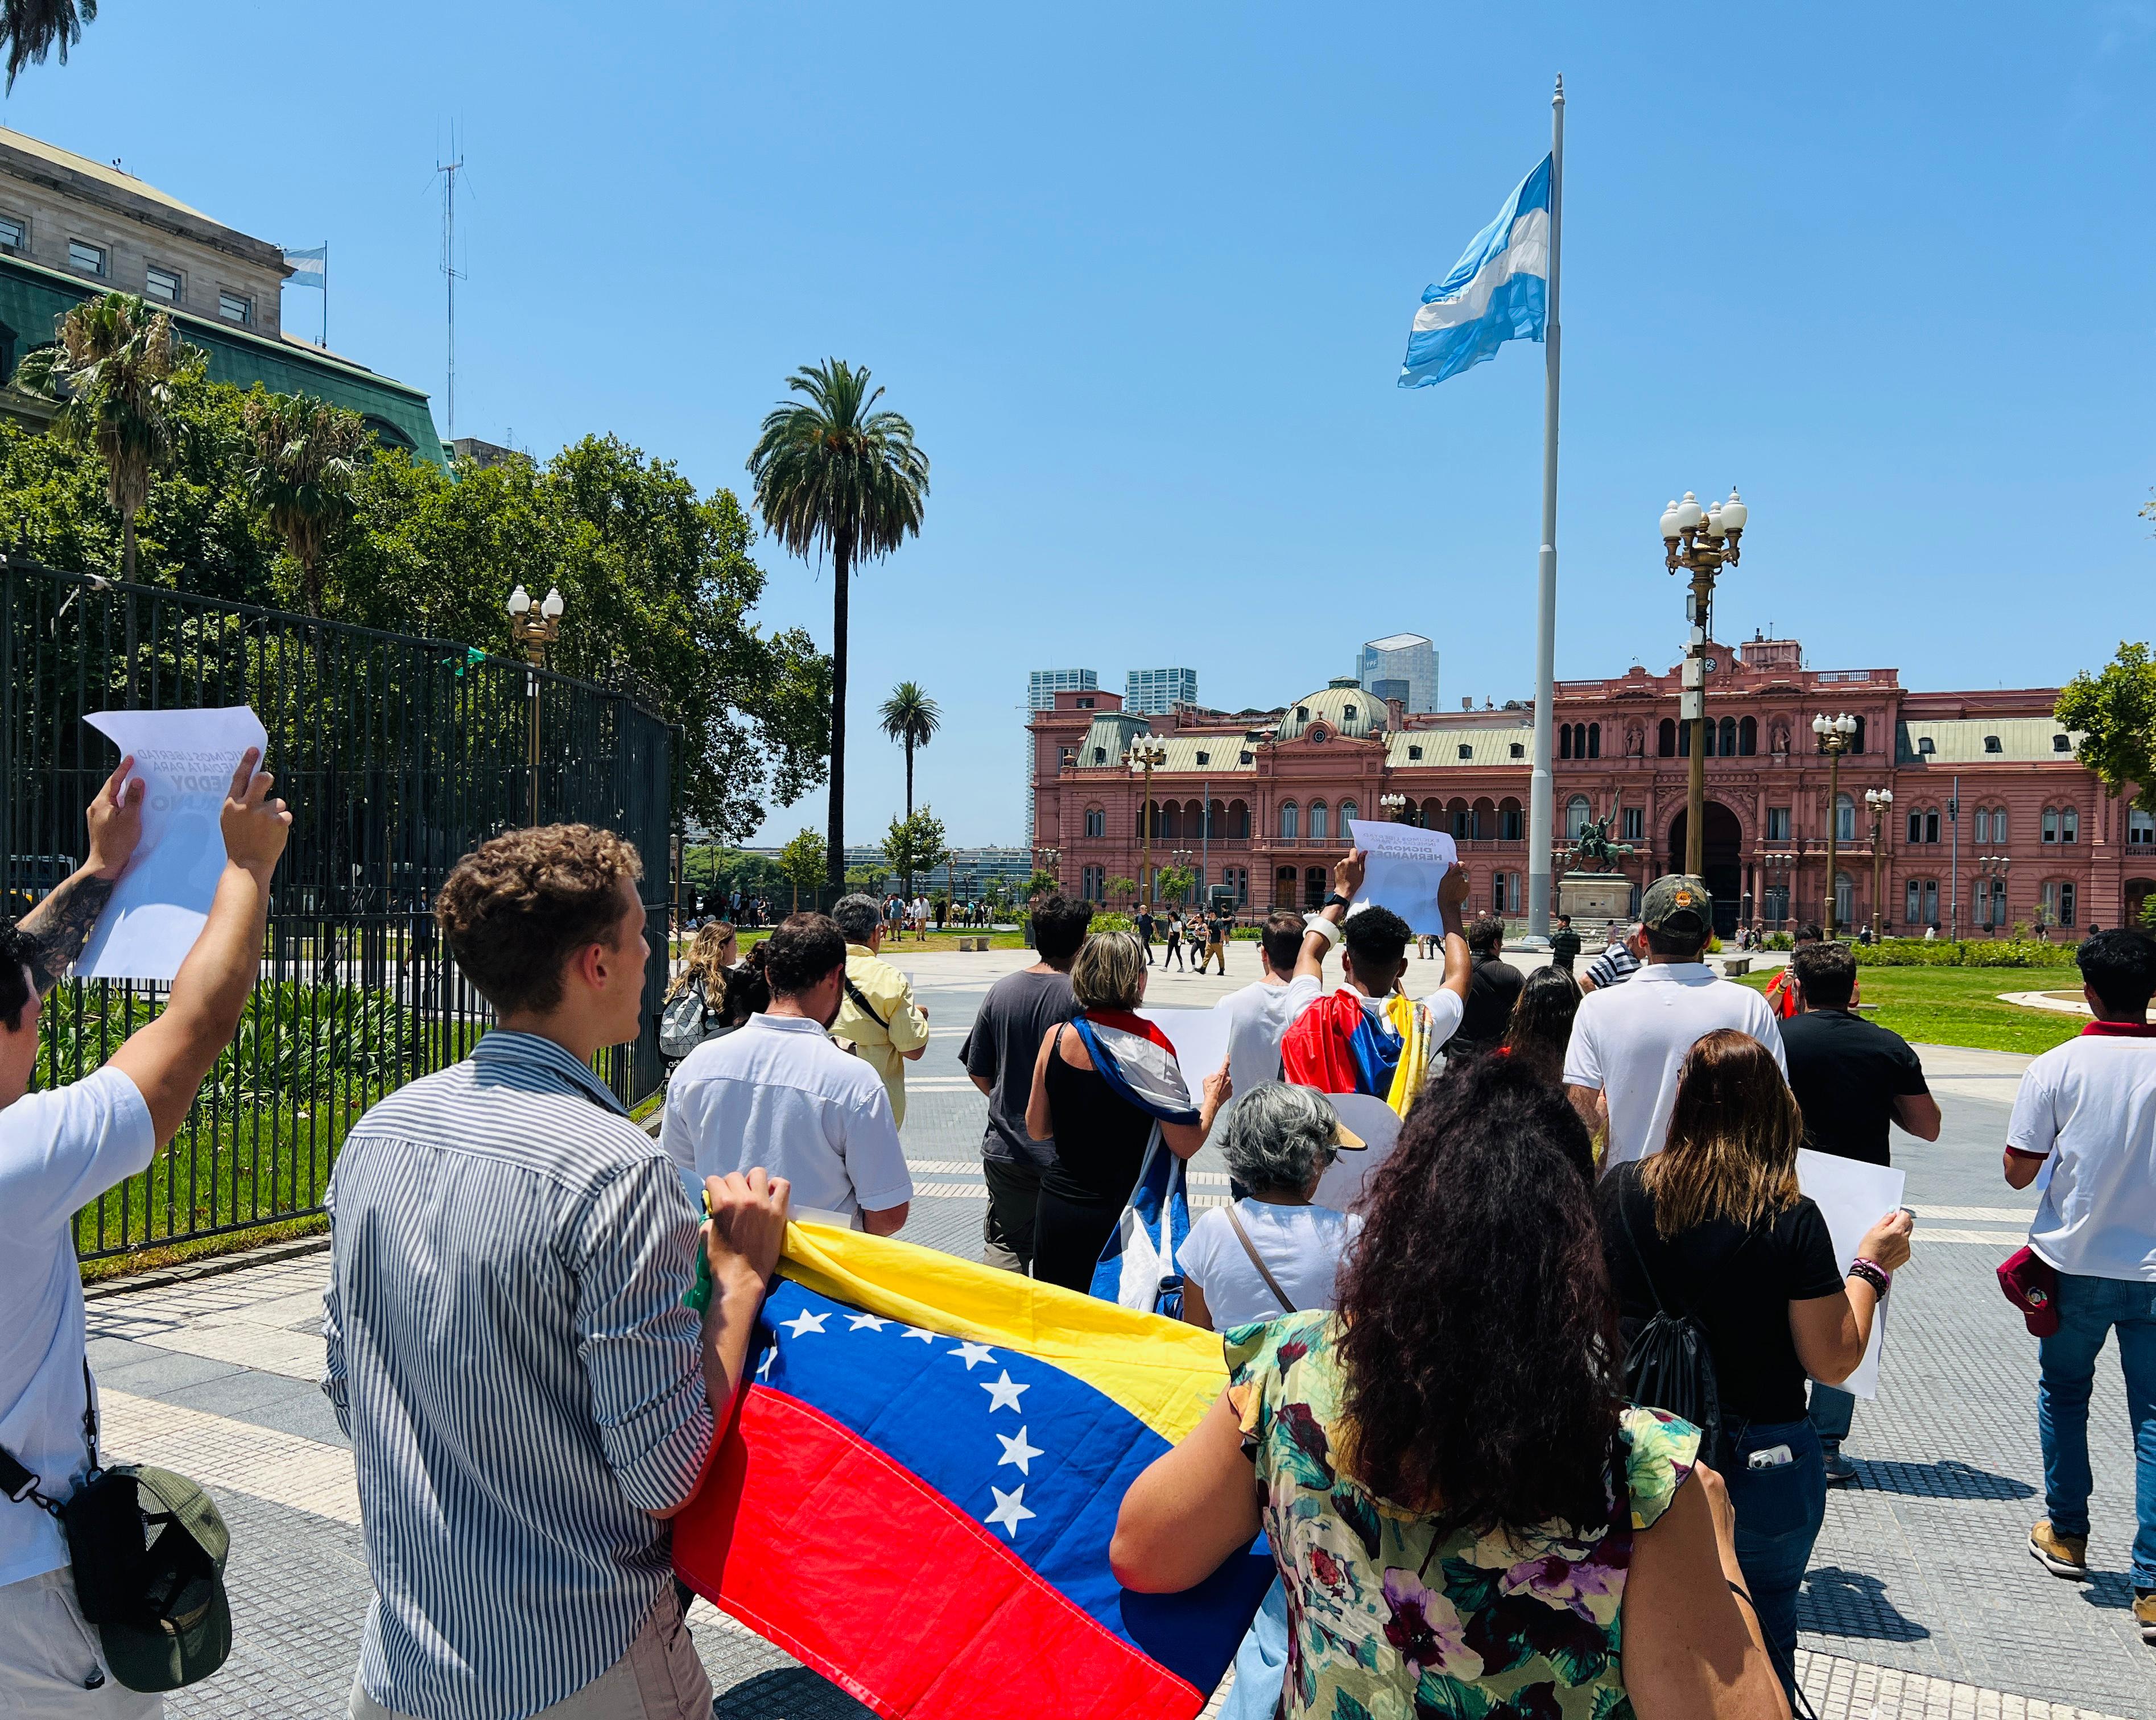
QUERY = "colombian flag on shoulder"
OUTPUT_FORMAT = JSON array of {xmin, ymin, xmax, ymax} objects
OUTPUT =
[{"xmin": 672, "ymin": 1224, "xmax": 1272, "ymax": 1720}]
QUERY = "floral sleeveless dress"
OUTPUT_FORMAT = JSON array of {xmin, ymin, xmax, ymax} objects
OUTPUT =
[{"xmin": 1225, "ymin": 1314, "xmax": 1700, "ymax": 1720}]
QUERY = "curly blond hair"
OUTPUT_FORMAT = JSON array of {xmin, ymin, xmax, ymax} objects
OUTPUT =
[{"xmin": 435, "ymin": 824, "xmax": 643, "ymax": 1014}]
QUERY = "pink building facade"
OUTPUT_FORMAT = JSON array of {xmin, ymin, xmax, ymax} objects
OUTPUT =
[{"xmin": 1028, "ymin": 637, "xmax": 2155, "ymax": 939}]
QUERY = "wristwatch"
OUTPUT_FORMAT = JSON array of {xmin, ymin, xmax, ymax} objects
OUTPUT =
[{"xmin": 1321, "ymin": 892, "xmax": 1352, "ymax": 911}]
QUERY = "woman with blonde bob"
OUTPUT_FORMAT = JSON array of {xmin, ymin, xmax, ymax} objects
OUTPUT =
[
  {"xmin": 1024, "ymin": 931, "xmax": 1228, "ymax": 1291},
  {"xmin": 1599, "ymin": 1028, "xmax": 1913, "ymax": 1699}
]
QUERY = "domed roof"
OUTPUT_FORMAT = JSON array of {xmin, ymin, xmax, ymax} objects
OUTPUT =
[{"xmin": 1276, "ymin": 683, "xmax": 1385, "ymax": 742}]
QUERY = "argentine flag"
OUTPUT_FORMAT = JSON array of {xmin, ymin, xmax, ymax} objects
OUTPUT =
[{"xmin": 1399, "ymin": 154, "xmax": 1552, "ymax": 387}]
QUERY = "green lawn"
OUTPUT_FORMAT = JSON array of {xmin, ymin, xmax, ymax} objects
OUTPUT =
[{"xmin": 1736, "ymin": 965, "xmax": 2083, "ymax": 1055}]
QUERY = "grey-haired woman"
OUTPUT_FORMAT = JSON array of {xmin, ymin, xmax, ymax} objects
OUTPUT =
[{"xmin": 1178, "ymin": 1084, "xmax": 1361, "ymax": 1332}]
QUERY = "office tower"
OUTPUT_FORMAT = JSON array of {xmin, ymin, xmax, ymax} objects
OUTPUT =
[
  {"xmin": 1356, "ymin": 634, "xmax": 1438, "ymax": 713},
  {"xmin": 1026, "ymin": 669, "xmax": 1098, "ymax": 844},
  {"xmin": 1124, "ymin": 667, "xmax": 1197, "ymax": 715}
]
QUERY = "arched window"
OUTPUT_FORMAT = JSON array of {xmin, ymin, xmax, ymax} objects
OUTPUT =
[
  {"xmin": 1835, "ymin": 793, "xmax": 1856, "ymax": 843},
  {"xmin": 2042, "ymin": 808, "xmax": 2058, "ymax": 844},
  {"xmin": 1718, "ymin": 717, "xmax": 1737, "ymax": 758},
  {"xmin": 1678, "ymin": 721, "xmax": 1692, "ymax": 758},
  {"xmin": 1450, "ymin": 800, "xmax": 1472, "ymax": 839},
  {"xmin": 1420, "ymin": 797, "xmax": 1442, "ymax": 829},
  {"xmin": 1566, "ymin": 795, "xmax": 1592, "ymax": 840},
  {"xmin": 1084, "ymin": 807, "xmax": 1105, "ymax": 837},
  {"xmin": 1339, "ymin": 799, "xmax": 1357, "ymax": 827},
  {"xmin": 1146, "ymin": 798, "xmax": 1162, "ymax": 838},
  {"xmin": 1500, "ymin": 797, "xmax": 1523, "ymax": 841},
  {"xmin": 1471, "ymin": 798, "xmax": 1494, "ymax": 840},
  {"xmin": 1739, "ymin": 716, "xmax": 1757, "ymax": 756},
  {"xmin": 1308, "ymin": 801, "xmax": 1329, "ymax": 842},
  {"xmin": 1835, "ymin": 871, "xmax": 1854, "ymax": 927},
  {"xmin": 1208, "ymin": 799, "xmax": 1225, "ymax": 837},
  {"xmin": 1853, "ymin": 716, "xmax": 1867, "ymax": 754},
  {"xmin": 1560, "ymin": 725, "xmax": 1572, "ymax": 760},
  {"xmin": 1588, "ymin": 722, "xmax": 1601, "ymax": 759},
  {"xmin": 2061, "ymin": 807, "xmax": 2079, "ymax": 844},
  {"xmin": 1658, "ymin": 718, "xmax": 1677, "ymax": 757},
  {"xmin": 1279, "ymin": 801, "xmax": 1299, "ymax": 840},
  {"xmin": 1992, "ymin": 808, "xmax": 2006, "ymax": 844},
  {"xmin": 1228, "ymin": 799, "xmax": 1250, "ymax": 837}
]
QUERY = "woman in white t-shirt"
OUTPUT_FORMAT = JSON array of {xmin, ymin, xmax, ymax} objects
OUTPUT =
[{"xmin": 1181, "ymin": 1083, "xmax": 1361, "ymax": 1331}]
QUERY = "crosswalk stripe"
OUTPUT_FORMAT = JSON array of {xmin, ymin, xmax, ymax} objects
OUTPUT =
[{"xmin": 100, "ymin": 1390, "xmax": 358, "ymax": 1525}]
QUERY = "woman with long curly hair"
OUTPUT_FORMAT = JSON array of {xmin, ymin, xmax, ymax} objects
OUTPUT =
[
  {"xmin": 1113, "ymin": 1055, "xmax": 1786, "ymax": 1719},
  {"xmin": 1599, "ymin": 1028, "xmax": 1911, "ymax": 1699},
  {"xmin": 666, "ymin": 920, "xmax": 738, "ymax": 1007}
]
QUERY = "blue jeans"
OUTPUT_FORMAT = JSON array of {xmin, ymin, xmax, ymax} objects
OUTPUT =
[
  {"xmin": 1809, "ymin": 1382, "xmax": 1856, "ymax": 1454},
  {"xmin": 2037, "ymin": 1270, "xmax": 2156, "ymax": 1588},
  {"xmin": 1722, "ymin": 1416, "xmax": 1825, "ymax": 1698},
  {"xmin": 1219, "ymin": 1578, "xmax": 1289, "ymax": 1720}
]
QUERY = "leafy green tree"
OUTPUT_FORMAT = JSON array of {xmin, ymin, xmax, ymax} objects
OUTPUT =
[
  {"xmin": 2, "ymin": 0, "xmax": 94, "ymax": 88},
  {"xmin": 15, "ymin": 292, "xmax": 200, "ymax": 581},
  {"xmin": 878, "ymin": 680, "xmax": 941, "ymax": 820},
  {"xmin": 778, "ymin": 828, "xmax": 827, "ymax": 913},
  {"xmin": 845, "ymin": 860, "xmax": 893, "ymax": 893},
  {"xmin": 747, "ymin": 359, "xmax": 930, "ymax": 887},
  {"xmin": 241, "ymin": 394, "xmax": 367, "ymax": 617},
  {"xmin": 1105, "ymin": 875, "xmax": 1138, "ymax": 906},
  {"xmin": 2055, "ymin": 642, "xmax": 2156, "ymax": 814},
  {"xmin": 1155, "ymin": 864, "xmax": 1198, "ymax": 905},
  {"xmin": 883, "ymin": 807, "xmax": 950, "ymax": 900}
]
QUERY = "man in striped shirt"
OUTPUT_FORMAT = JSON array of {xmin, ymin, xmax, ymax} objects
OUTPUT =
[
  {"xmin": 323, "ymin": 826, "xmax": 790, "ymax": 1720},
  {"xmin": 1578, "ymin": 921, "xmax": 1643, "ymax": 993}
]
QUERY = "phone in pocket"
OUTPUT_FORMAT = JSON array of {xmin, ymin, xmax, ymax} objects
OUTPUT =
[{"xmin": 1747, "ymin": 1444, "xmax": 1795, "ymax": 1470}]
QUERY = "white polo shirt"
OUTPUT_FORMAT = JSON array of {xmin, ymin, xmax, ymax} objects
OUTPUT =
[
  {"xmin": 1221, "ymin": 974, "xmax": 1321, "ymax": 1096},
  {"xmin": 1563, "ymin": 962, "xmax": 1786, "ymax": 1171},
  {"xmin": 660, "ymin": 1013, "xmax": 913, "ymax": 1224},
  {"xmin": 2009, "ymin": 1027, "xmax": 2156, "ymax": 1282},
  {"xmin": 0, "ymin": 1066, "xmax": 155, "ymax": 1585}
]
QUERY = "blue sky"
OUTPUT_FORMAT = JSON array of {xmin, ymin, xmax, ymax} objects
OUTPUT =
[{"xmin": 10, "ymin": 3, "xmax": 2152, "ymax": 846}]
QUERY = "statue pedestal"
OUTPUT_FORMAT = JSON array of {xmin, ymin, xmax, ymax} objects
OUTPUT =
[{"xmin": 1558, "ymin": 872, "xmax": 1634, "ymax": 929}]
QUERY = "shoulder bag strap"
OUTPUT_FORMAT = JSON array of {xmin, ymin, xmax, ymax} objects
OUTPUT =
[
  {"xmin": 841, "ymin": 974, "xmax": 889, "ymax": 1031},
  {"xmin": 0, "ymin": 1362, "xmax": 94, "ymax": 1514},
  {"xmin": 1616, "ymin": 1167, "xmax": 1685, "ymax": 1320},
  {"xmin": 1225, "ymin": 1204, "xmax": 1298, "ymax": 1313}
]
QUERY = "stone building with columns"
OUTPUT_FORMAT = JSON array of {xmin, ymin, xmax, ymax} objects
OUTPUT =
[{"xmin": 1028, "ymin": 635, "xmax": 2154, "ymax": 939}]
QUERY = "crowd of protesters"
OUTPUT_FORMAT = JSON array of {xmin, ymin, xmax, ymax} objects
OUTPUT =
[{"xmin": 6, "ymin": 763, "xmax": 2155, "ymax": 1716}]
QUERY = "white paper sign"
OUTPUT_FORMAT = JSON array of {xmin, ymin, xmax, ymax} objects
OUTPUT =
[
  {"xmin": 1346, "ymin": 819, "xmax": 1460, "ymax": 936},
  {"xmin": 75, "ymin": 706, "xmax": 267, "ymax": 982},
  {"xmin": 1795, "ymin": 1147, "xmax": 1907, "ymax": 1400},
  {"xmin": 1313, "ymin": 1092, "xmax": 1404, "ymax": 1212},
  {"xmin": 1135, "ymin": 1004, "xmax": 1233, "ymax": 1093}
]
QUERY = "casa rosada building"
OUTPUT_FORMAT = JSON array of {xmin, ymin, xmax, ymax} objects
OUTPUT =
[{"xmin": 1028, "ymin": 635, "xmax": 2155, "ymax": 939}]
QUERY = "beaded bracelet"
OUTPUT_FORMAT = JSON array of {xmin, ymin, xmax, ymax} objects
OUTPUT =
[{"xmin": 1848, "ymin": 1256, "xmax": 1892, "ymax": 1295}]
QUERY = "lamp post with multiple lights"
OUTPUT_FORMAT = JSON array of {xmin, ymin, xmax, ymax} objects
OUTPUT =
[
  {"xmin": 1379, "ymin": 791, "xmax": 1422, "ymax": 827},
  {"xmin": 1659, "ymin": 489, "xmax": 1748, "ymax": 876},
  {"xmin": 1865, "ymin": 786, "xmax": 1895, "ymax": 942},
  {"xmin": 506, "ymin": 584, "xmax": 565, "ymax": 826},
  {"xmin": 1814, "ymin": 712, "xmax": 1858, "ymax": 937},
  {"xmin": 1129, "ymin": 741, "xmax": 1167, "ymax": 914}
]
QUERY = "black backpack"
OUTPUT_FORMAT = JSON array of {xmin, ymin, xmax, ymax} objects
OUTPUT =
[{"xmin": 1616, "ymin": 1175, "xmax": 1725, "ymax": 1457}]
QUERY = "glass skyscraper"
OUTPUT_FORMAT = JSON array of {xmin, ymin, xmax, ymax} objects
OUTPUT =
[
  {"xmin": 1124, "ymin": 667, "xmax": 1197, "ymax": 714},
  {"xmin": 1356, "ymin": 634, "xmax": 1438, "ymax": 714}
]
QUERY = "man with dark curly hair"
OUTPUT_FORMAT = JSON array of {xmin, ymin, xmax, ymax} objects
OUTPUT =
[{"xmin": 321, "ymin": 824, "xmax": 792, "ymax": 1720}]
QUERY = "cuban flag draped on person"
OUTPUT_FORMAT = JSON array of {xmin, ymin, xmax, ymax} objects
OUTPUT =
[
  {"xmin": 1399, "ymin": 154, "xmax": 1552, "ymax": 387},
  {"xmin": 1070, "ymin": 1012, "xmax": 1196, "ymax": 1317}
]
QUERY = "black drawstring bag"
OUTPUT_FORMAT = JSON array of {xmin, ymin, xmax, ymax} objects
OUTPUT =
[{"xmin": 1617, "ymin": 1186, "xmax": 1725, "ymax": 1458}]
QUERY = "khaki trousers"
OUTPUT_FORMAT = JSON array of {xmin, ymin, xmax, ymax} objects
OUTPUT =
[
  {"xmin": 348, "ymin": 1586, "xmax": 712, "ymax": 1720},
  {"xmin": 0, "ymin": 1566, "xmax": 165, "ymax": 1717}
]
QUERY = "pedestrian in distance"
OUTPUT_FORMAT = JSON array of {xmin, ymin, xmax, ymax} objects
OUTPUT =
[
  {"xmin": 1599, "ymin": 1028, "xmax": 1913, "ymax": 1698},
  {"xmin": 1452, "ymin": 913, "xmax": 1524, "ymax": 1055},
  {"xmin": 1578, "ymin": 920, "xmax": 1644, "ymax": 993},
  {"xmin": 1778, "ymin": 939, "xmax": 1939, "ymax": 1483},
  {"xmin": 1, "ymin": 751, "xmax": 289, "ymax": 1717},
  {"xmin": 1024, "ymin": 932, "xmax": 1229, "ymax": 1291},
  {"xmin": 1163, "ymin": 909, "xmax": 1184, "ymax": 971},
  {"xmin": 2004, "ymin": 928, "xmax": 2156, "ymax": 1642},
  {"xmin": 1499, "ymin": 962, "xmax": 1583, "ymax": 1089},
  {"xmin": 662, "ymin": 912, "xmax": 912, "ymax": 1235},
  {"xmin": 323, "ymin": 822, "xmax": 794, "ymax": 1720},
  {"xmin": 958, "ymin": 894, "xmax": 1092, "ymax": 1274},
  {"xmin": 827, "ymin": 894, "xmax": 931, "ymax": 1131},
  {"xmin": 1564, "ymin": 878, "xmax": 1785, "ymax": 1171},
  {"xmin": 1550, "ymin": 911, "xmax": 1583, "ymax": 974},
  {"xmin": 1137, "ymin": 904, "xmax": 1156, "ymax": 965},
  {"xmin": 1764, "ymin": 923, "xmax": 1859, "ymax": 1019},
  {"xmin": 1113, "ymin": 1051, "xmax": 1789, "ymax": 1720}
]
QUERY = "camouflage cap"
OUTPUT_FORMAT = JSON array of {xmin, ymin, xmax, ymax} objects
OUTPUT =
[{"xmin": 1640, "ymin": 874, "xmax": 1713, "ymax": 936}]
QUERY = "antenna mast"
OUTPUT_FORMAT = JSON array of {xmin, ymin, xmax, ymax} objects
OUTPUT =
[{"xmin": 435, "ymin": 137, "xmax": 466, "ymax": 439}]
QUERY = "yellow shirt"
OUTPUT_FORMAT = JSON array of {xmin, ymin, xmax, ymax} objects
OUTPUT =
[{"xmin": 830, "ymin": 946, "xmax": 930, "ymax": 1127}]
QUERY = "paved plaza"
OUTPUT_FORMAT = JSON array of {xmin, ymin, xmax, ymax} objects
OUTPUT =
[{"xmin": 81, "ymin": 946, "xmax": 2153, "ymax": 1718}]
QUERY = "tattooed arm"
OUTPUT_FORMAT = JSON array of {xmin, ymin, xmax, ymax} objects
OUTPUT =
[{"xmin": 18, "ymin": 754, "xmax": 145, "ymax": 994}]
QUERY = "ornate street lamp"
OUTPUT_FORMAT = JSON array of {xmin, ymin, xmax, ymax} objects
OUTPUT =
[
  {"xmin": 1379, "ymin": 791, "xmax": 1420, "ymax": 826},
  {"xmin": 1976, "ymin": 852, "xmax": 2012, "ymax": 938},
  {"xmin": 506, "ymin": 584, "xmax": 566, "ymax": 826},
  {"xmin": 1864, "ymin": 786, "xmax": 1894, "ymax": 942},
  {"xmin": 1660, "ymin": 489, "xmax": 1748, "ymax": 876},
  {"xmin": 1813, "ymin": 712, "xmax": 1858, "ymax": 937},
  {"xmin": 1128, "ymin": 740, "xmax": 1167, "ymax": 912}
]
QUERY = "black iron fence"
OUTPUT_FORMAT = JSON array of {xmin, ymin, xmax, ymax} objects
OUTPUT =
[{"xmin": 1, "ymin": 560, "xmax": 681, "ymax": 1261}]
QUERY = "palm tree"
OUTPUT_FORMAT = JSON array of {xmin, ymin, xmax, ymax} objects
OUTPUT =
[
  {"xmin": 878, "ymin": 681, "xmax": 941, "ymax": 820},
  {"xmin": 747, "ymin": 360, "xmax": 928, "ymax": 888},
  {"xmin": 15, "ymin": 292, "xmax": 195, "ymax": 582},
  {"xmin": 3, "ymin": 0, "xmax": 96, "ymax": 89},
  {"xmin": 241, "ymin": 394, "xmax": 367, "ymax": 617}
]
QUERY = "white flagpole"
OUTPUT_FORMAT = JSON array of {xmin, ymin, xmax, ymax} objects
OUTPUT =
[{"xmin": 1526, "ymin": 75, "xmax": 1564, "ymax": 941}]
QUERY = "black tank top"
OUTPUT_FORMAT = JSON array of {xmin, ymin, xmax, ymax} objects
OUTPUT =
[{"xmin": 1041, "ymin": 1026, "xmax": 1157, "ymax": 1205}]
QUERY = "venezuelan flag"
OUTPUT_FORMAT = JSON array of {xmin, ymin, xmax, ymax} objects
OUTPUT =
[{"xmin": 672, "ymin": 1223, "xmax": 1273, "ymax": 1719}]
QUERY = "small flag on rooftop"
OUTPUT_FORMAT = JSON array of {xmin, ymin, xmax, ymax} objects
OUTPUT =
[
  {"xmin": 282, "ymin": 245, "xmax": 327, "ymax": 287},
  {"xmin": 1398, "ymin": 155, "xmax": 1552, "ymax": 387}
]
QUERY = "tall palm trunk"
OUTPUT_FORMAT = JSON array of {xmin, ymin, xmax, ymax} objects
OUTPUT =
[
  {"xmin": 904, "ymin": 739, "xmax": 915, "ymax": 820},
  {"xmin": 826, "ymin": 530, "xmax": 852, "ymax": 891},
  {"xmin": 121, "ymin": 510, "xmax": 135, "ymax": 582}
]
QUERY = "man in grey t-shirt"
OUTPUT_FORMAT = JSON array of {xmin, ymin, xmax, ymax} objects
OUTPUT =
[{"xmin": 959, "ymin": 895, "xmax": 1092, "ymax": 1272}]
